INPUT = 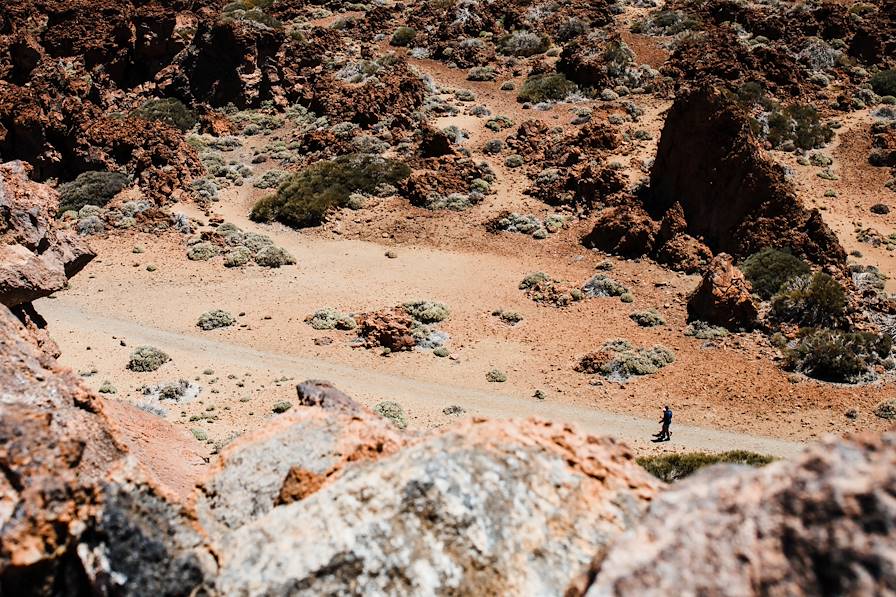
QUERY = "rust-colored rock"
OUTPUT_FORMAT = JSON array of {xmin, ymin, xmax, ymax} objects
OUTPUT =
[
  {"xmin": 648, "ymin": 84, "xmax": 845, "ymax": 266},
  {"xmin": 356, "ymin": 307, "xmax": 417, "ymax": 352},
  {"xmin": 687, "ymin": 253, "xmax": 759, "ymax": 330},
  {"xmin": 0, "ymin": 161, "xmax": 94, "ymax": 309},
  {"xmin": 583, "ymin": 205, "xmax": 658, "ymax": 257}
]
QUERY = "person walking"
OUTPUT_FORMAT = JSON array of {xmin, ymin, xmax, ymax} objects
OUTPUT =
[{"xmin": 654, "ymin": 405, "xmax": 672, "ymax": 441}]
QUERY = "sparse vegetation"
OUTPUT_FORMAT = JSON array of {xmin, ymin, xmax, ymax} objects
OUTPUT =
[
  {"xmin": 403, "ymin": 301, "xmax": 449, "ymax": 323},
  {"xmin": 254, "ymin": 245, "xmax": 296, "ymax": 268},
  {"xmin": 134, "ymin": 98, "xmax": 197, "ymax": 132},
  {"xmin": 498, "ymin": 30, "xmax": 549, "ymax": 57},
  {"xmin": 486, "ymin": 369, "xmax": 507, "ymax": 383},
  {"xmin": 577, "ymin": 340, "xmax": 675, "ymax": 381},
  {"xmin": 127, "ymin": 346, "xmax": 170, "ymax": 372},
  {"xmin": 517, "ymin": 74, "xmax": 575, "ymax": 103},
  {"xmin": 630, "ymin": 310, "xmax": 665, "ymax": 327},
  {"xmin": 770, "ymin": 272, "xmax": 847, "ymax": 328},
  {"xmin": 870, "ymin": 70, "xmax": 896, "ymax": 98},
  {"xmin": 58, "ymin": 171, "xmax": 129, "ymax": 215},
  {"xmin": 187, "ymin": 242, "xmax": 220, "ymax": 261},
  {"xmin": 250, "ymin": 154, "xmax": 410, "ymax": 228},
  {"xmin": 197, "ymin": 310, "xmax": 236, "ymax": 330},
  {"xmin": 390, "ymin": 26, "xmax": 416, "ymax": 47},
  {"xmin": 305, "ymin": 308, "xmax": 357, "ymax": 330},
  {"xmin": 581, "ymin": 274, "xmax": 628, "ymax": 298},
  {"xmin": 637, "ymin": 451, "xmax": 775, "ymax": 483},
  {"xmin": 874, "ymin": 400, "xmax": 896, "ymax": 420},
  {"xmin": 684, "ymin": 321, "xmax": 729, "ymax": 340},
  {"xmin": 375, "ymin": 401, "xmax": 408, "ymax": 429},
  {"xmin": 784, "ymin": 328, "xmax": 891, "ymax": 383},
  {"xmin": 741, "ymin": 248, "xmax": 811, "ymax": 299}
]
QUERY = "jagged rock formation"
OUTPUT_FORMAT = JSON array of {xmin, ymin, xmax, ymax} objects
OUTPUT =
[
  {"xmin": 687, "ymin": 253, "xmax": 759, "ymax": 330},
  {"xmin": 585, "ymin": 86, "xmax": 845, "ymax": 271},
  {"xmin": 580, "ymin": 433, "xmax": 896, "ymax": 595},
  {"xmin": 646, "ymin": 85, "xmax": 845, "ymax": 266}
]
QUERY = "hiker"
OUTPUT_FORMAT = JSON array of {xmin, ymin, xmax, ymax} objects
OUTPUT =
[{"xmin": 654, "ymin": 405, "xmax": 672, "ymax": 441}]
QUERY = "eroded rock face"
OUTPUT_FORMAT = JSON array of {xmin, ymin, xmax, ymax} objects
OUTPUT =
[
  {"xmin": 195, "ymin": 400, "xmax": 410, "ymax": 543},
  {"xmin": 213, "ymin": 418, "xmax": 660, "ymax": 595},
  {"xmin": 583, "ymin": 433, "xmax": 896, "ymax": 596},
  {"xmin": 687, "ymin": 253, "xmax": 759, "ymax": 330},
  {"xmin": 647, "ymin": 85, "xmax": 845, "ymax": 266},
  {"xmin": 0, "ymin": 160, "xmax": 94, "ymax": 308}
]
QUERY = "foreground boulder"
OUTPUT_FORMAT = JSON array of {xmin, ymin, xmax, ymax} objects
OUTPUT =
[
  {"xmin": 213, "ymin": 418, "xmax": 660, "ymax": 595},
  {"xmin": 687, "ymin": 253, "xmax": 759, "ymax": 330},
  {"xmin": 582, "ymin": 433, "xmax": 896, "ymax": 595}
]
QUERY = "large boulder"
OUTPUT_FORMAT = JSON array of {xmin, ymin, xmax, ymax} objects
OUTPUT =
[
  {"xmin": 582, "ymin": 433, "xmax": 896, "ymax": 595},
  {"xmin": 0, "ymin": 161, "xmax": 94, "ymax": 308},
  {"xmin": 687, "ymin": 253, "xmax": 759, "ymax": 330},
  {"xmin": 213, "ymin": 419, "xmax": 660, "ymax": 595}
]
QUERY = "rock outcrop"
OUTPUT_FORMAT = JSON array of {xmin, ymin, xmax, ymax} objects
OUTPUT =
[
  {"xmin": 581, "ymin": 433, "xmax": 896, "ymax": 596},
  {"xmin": 213, "ymin": 418, "xmax": 660, "ymax": 595},
  {"xmin": 687, "ymin": 253, "xmax": 759, "ymax": 330},
  {"xmin": 0, "ymin": 161, "xmax": 94, "ymax": 308},
  {"xmin": 647, "ymin": 85, "xmax": 845, "ymax": 266}
]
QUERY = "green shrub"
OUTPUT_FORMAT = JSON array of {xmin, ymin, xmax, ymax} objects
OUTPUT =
[
  {"xmin": 498, "ymin": 30, "xmax": 549, "ymax": 57},
  {"xmin": 187, "ymin": 242, "xmax": 220, "ymax": 261},
  {"xmin": 770, "ymin": 272, "xmax": 847, "ymax": 327},
  {"xmin": 305, "ymin": 308, "xmax": 357, "ymax": 330},
  {"xmin": 766, "ymin": 104, "xmax": 834, "ymax": 150},
  {"xmin": 684, "ymin": 321, "xmax": 729, "ymax": 340},
  {"xmin": 637, "ymin": 451, "xmax": 775, "ymax": 483},
  {"xmin": 870, "ymin": 70, "xmax": 896, "ymax": 98},
  {"xmin": 390, "ymin": 26, "xmax": 417, "ymax": 47},
  {"xmin": 403, "ymin": 301, "xmax": 449, "ymax": 323},
  {"xmin": 134, "ymin": 98, "xmax": 197, "ymax": 132},
  {"xmin": 874, "ymin": 400, "xmax": 896, "ymax": 420},
  {"xmin": 254, "ymin": 245, "xmax": 295, "ymax": 268},
  {"xmin": 374, "ymin": 401, "xmax": 408, "ymax": 428},
  {"xmin": 486, "ymin": 369, "xmax": 507, "ymax": 382},
  {"xmin": 197, "ymin": 309, "xmax": 236, "ymax": 330},
  {"xmin": 582, "ymin": 274, "xmax": 628, "ymax": 297},
  {"xmin": 741, "ymin": 248, "xmax": 811, "ymax": 299},
  {"xmin": 128, "ymin": 346, "xmax": 170, "ymax": 372},
  {"xmin": 58, "ymin": 171, "xmax": 129, "ymax": 214},
  {"xmin": 517, "ymin": 74, "xmax": 575, "ymax": 103},
  {"xmin": 784, "ymin": 328, "xmax": 891, "ymax": 382},
  {"xmin": 630, "ymin": 310, "xmax": 665, "ymax": 327},
  {"xmin": 250, "ymin": 154, "xmax": 410, "ymax": 228}
]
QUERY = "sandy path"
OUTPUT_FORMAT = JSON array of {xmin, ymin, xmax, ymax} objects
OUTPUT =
[{"xmin": 41, "ymin": 298, "xmax": 805, "ymax": 458}]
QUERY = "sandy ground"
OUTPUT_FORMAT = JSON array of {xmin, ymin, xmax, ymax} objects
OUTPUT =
[{"xmin": 42, "ymin": 6, "xmax": 896, "ymax": 460}]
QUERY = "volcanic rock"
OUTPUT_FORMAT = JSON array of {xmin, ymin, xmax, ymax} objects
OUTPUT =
[
  {"xmin": 582, "ymin": 433, "xmax": 896, "ymax": 596},
  {"xmin": 687, "ymin": 253, "xmax": 759, "ymax": 330}
]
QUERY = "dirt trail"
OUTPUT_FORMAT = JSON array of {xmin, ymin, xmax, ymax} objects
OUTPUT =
[{"xmin": 40, "ymin": 298, "xmax": 806, "ymax": 458}]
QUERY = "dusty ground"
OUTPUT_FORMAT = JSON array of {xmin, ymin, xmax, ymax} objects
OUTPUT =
[{"xmin": 42, "ymin": 6, "xmax": 896, "ymax": 460}]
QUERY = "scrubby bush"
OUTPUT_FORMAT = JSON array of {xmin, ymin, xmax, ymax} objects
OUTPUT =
[
  {"xmin": 871, "ymin": 70, "xmax": 896, "ymax": 98},
  {"xmin": 305, "ymin": 308, "xmax": 357, "ymax": 330},
  {"xmin": 766, "ymin": 104, "xmax": 834, "ymax": 150},
  {"xmin": 741, "ymin": 248, "xmax": 811, "ymax": 299},
  {"xmin": 58, "ymin": 171, "xmax": 129, "ymax": 214},
  {"xmin": 784, "ymin": 328, "xmax": 891, "ymax": 382},
  {"xmin": 637, "ymin": 451, "xmax": 774, "ymax": 483},
  {"xmin": 486, "ymin": 369, "xmax": 507, "ymax": 382},
  {"xmin": 222, "ymin": 0, "xmax": 282, "ymax": 27},
  {"xmin": 578, "ymin": 340, "xmax": 674, "ymax": 381},
  {"xmin": 134, "ymin": 98, "xmax": 197, "ymax": 132},
  {"xmin": 272, "ymin": 401, "xmax": 292, "ymax": 413},
  {"xmin": 630, "ymin": 309, "xmax": 665, "ymax": 327},
  {"xmin": 375, "ymin": 401, "xmax": 408, "ymax": 428},
  {"xmin": 224, "ymin": 246, "xmax": 253, "ymax": 267},
  {"xmin": 498, "ymin": 30, "xmax": 549, "ymax": 57},
  {"xmin": 554, "ymin": 17, "xmax": 588, "ymax": 42},
  {"xmin": 390, "ymin": 26, "xmax": 416, "ymax": 47},
  {"xmin": 582, "ymin": 274, "xmax": 628, "ymax": 297},
  {"xmin": 492, "ymin": 309, "xmax": 523, "ymax": 325},
  {"xmin": 684, "ymin": 321, "xmax": 729, "ymax": 340},
  {"xmin": 517, "ymin": 74, "xmax": 575, "ymax": 103},
  {"xmin": 875, "ymin": 399, "xmax": 896, "ymax": 420},
  {"xmin": 128, "ymin": 346, "xmax": 170, "ymax": 372},
  {"xmin": 254, "ymin": 245, "xmax": 296, "ymax": 268},
  {"xmin": 197, "ymin": 310, "xmax": 236, "ymax": 330},
  {"xmin": 250, "ymin": 154, "xmax": 410, "ymax": 228},
  {"xmin": 187, "ymin": 241, "xmax": 220, "ymax": 261},
  {"xmin": 403, "ymin": 301, "xmax": 449, "ymax": 323},
  {"xmin": 468, "ymin": 66, "xmax": 497, "ymax": 81},
  {"xmin": 770, "ymin": 272, "xmax": 847, "ymax": 328}
]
